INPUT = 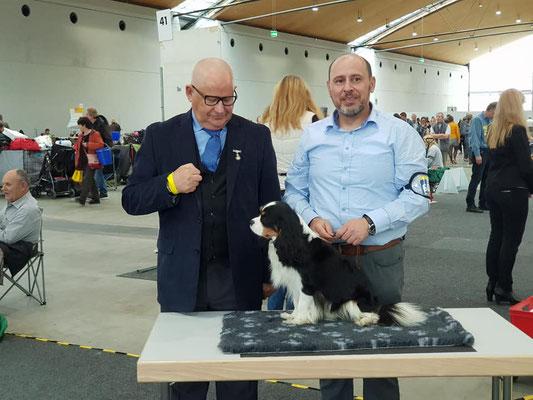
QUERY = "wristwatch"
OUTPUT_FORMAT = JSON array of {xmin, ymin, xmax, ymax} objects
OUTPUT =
[{"xmin": 362, "ymin": 214, "xmax": 376, "ymax": 236}]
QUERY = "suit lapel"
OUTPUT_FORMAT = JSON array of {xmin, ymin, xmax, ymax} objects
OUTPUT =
[
  {"xmin": 225, "ymin": 116, "xmax": 245, "ymax": 210},
  {"xmin": 177, "ymin": 110, "xmax": 202, "ymax": 210}
]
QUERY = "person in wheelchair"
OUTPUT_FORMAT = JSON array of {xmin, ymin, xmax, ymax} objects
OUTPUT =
[{"xmin": 0, "ymin": 169, "xmax": 41, "ymax": 285}]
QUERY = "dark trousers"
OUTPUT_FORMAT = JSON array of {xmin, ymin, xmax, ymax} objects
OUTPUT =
[
  {"xmin": 320, "ymin": 243, "xmax": 405, "ymax": 400},
  {"xmin": 79, "ymin": 167, "xmax": 99, "ymax": 203},
  {"xmin": 486, "ymin": 188, "xmax": 529, "ymax": 292},
  {"xmin": 466, "ymin": 148, "xmax": 488, "ymax": 207},
  {"xmin": 163, "ymin": 261, "xmax": 257, "ymax": 400}
]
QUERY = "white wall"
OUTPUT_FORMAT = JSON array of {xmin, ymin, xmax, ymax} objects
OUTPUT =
[
  {"xmin": 0, "ymin": 0, "xmax": 161, "ymax": 136},
  {"xmin": 160, "ymin": 25, "xmax": 348, "ymax": 121},
  {"xmin": 362, "ymin": 50, "xmax": 469, "ymax": 117},
  {"xmin": 161, "ymin": 25, "xmax": 469, "ymax": 122}
]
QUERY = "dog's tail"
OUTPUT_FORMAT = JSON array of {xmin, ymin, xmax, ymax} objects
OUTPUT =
[{"xmin": 377, "ymin": 302, "xmax": 427, "ymax": 327}]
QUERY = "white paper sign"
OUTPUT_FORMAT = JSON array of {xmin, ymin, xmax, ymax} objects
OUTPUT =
[{"xmin": 156, "ymin": 9, "xmax": 173, "ymax": 42}]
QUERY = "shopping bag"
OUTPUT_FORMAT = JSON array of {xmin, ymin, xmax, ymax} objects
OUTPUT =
[{"xmin": 71, "ymin": 169, "xmax": 84, "ymax": 183}]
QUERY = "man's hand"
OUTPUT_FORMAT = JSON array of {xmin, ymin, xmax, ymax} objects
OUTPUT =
[
  {"xmin": 475, "ymin": 155, "xmax": 482, "ymax": 165},
  {"xmin": 309, "ymin": 217, "xmax": 335, "ymax": 241},
  {"xmin": 262, "ymin": 283, "xmax": 275, "ymax": 299},
  {"xmin": 171, "ymin": 163, "xmax": 202, "ymax": 193},
  {"xmin": 335, "ymin": 218, "xmax": 369, "ymax": 245}
]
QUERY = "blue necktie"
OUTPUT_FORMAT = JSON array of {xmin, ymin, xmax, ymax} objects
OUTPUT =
[{"xmin": 201, "ymin": 129, "xmax": 221, "ymax": 172}]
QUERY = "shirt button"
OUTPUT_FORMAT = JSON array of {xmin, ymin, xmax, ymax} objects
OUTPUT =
[
  {"xmin": 342, "ymin": 208, "xmax": 347, "ymax": 211},
  {"xmin": 342, "ymin": 187, "xmax": 346, "ymax": 190},
  {"xmin": 345, "ymin": 147, "xmax": 349, "ymax": 150},
  {"xmin": 210, "ymin": 212, "xmax": 214, "ymax": 216}
]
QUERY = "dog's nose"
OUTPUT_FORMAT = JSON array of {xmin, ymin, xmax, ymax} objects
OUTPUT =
[{"xmin": 249, "ymin": 219, "xmax": 255, "ymax": 226}]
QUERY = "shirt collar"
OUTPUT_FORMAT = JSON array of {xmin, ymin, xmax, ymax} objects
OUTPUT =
[
  {"xmin": 327, "ymin": 103, "xmax": 378, "ymax": 132},
  {"xmin": 9, "ymin": 192, "xmax": 30, "ymax": 209},
  {"xmin": 191, "ymin": 110, "xmax": 228, "ymax": 134}
]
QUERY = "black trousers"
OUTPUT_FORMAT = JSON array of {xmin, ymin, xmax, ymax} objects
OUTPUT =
[
  {"xmin": 486, "ymin": 188, "xmax": 529, "ymax": 292},
  {"xmin": 162, "ymin": 261, "xmax": 257, "ymax": 400},
  {"xmin": 466, "ymin": 148, "xmax": 488, "ymax": 207},
  {"xmin": 79, "ymin": 167, "xmax": 99, "ymax": 203}
]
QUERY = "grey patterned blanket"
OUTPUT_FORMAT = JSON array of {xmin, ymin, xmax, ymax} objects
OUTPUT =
[{"xmin": 219, "ymin": 308, "xmax": 474, "ymax": 356}]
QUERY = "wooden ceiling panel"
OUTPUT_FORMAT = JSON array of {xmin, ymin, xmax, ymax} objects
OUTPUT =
[
  {"xmin": 112, "ymin": 0, "xmax": 184, "ymax": 10},
  {"xmin": 372, "ymin": 0, "xmax": 533, "ymax": 64},
  {"xmin": 216, "ymin": 0, "xmax": 430, "ymax": 43}
]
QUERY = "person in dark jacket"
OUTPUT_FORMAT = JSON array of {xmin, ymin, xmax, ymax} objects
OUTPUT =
[
  {"xmin": 86, "ymin": 107, "xmax": 111, "ymax": 198},
  {"xmin": 122, "ymin": 58, "xmax": 280, "ymax": 400},
  {"xmin": 485, "ymin": 88, "xmax": 533, "ymax": 305}
]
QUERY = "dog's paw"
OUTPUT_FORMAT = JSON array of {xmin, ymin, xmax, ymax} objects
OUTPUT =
[
  {"xmin": 280, "ymin": 312, "xmax": 292, "ymax": 320},
  {"xmin": 283, "ymin": 317, "xmax": 312, "ymax": 326},
  {"xmin": 356, "ymin": 312, "xmax": 380, "ymax": 326}
]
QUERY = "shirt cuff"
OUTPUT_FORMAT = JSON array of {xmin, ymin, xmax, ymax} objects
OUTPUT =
[
  {"xmin": 366, "ymin": 208, "xmax": 390, "ymax": 235},
  {"xmin": 166, "ymin": 174, "xmax": 179, "ymax": 195},
  {"xmin": 301, "ymin": 208, "xmax": 319, "ymax": 226}
]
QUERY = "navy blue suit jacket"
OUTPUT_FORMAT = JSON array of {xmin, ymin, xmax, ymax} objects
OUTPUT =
[{"xmin": 122, "ymin": 111, "xmax": 280, "ymax": 312}]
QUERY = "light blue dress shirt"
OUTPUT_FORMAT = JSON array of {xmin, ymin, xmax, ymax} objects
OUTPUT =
[
  {"xmin": 469, "ymin": 112, "xmax": 491, "ymax": 157},
  {"xmin": 191, "ymin": 111, "xmax": 227, "ymax": 158},
  {"xmin": 284, "ymin": 106, "xmax": 429, "ymax": 246},
  {"xmin": 0, "ymin": 192, "xmax": 41, "ymax": 244}
]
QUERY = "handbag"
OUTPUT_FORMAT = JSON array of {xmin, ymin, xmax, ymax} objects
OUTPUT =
[{"xmin": 71, "ymin": 169, "xmax": 84, "ymax": 183}]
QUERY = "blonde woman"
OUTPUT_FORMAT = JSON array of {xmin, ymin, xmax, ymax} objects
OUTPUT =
[
  {"xmin": 260, "ymin": 75, "xmax": 323, "ymax": 191},
  {"xmin": 260, "ymin": 75, "xmax": 322, "ymax": 311},
  {"xmin": 485, "ymin": 89, "xmax": 533, "ymax": 305}
]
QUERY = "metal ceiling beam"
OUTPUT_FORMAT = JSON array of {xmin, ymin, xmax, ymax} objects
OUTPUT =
[
  {"xmin": 371, "ymin": 28, "xmax": 533, "ymax": 53},
  {"xmin": 361, "ymin": 0, "xmax": 461, "ymax": 46},
  {"xmin": 357, "ymin": 21, "xmax": 533, "ymax": 48},
  {"xmin": 220, "ymin": 0, "xmax": 355, "ymax": 26}
]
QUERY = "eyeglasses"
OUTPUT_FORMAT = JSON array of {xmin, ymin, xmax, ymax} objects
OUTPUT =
[{"xmin": 191, "ymin": 85, "xmax": 237, "ymax": 106}]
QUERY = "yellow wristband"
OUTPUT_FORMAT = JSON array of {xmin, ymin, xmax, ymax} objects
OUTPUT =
[{"xmin": 166, "ymin": 174, "xmax": 179, "ymax": 195}]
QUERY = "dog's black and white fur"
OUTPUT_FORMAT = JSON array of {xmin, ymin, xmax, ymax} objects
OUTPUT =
[{"xmin": 250, "ymin": 201, "xmax": 426, "ymax": 327}]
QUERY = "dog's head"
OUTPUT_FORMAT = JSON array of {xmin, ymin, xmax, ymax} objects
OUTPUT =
[{"xmin": 249, "ymin": 201, "xmax": 302, "ymax": 240}]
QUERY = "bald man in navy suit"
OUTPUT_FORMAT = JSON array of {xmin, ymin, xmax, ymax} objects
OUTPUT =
[{"xmin": 122, "ymin": 58, "xmax": 280, "ymax": 400}]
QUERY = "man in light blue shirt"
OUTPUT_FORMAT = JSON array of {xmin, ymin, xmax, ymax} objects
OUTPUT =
[
  {"xmin": 466, "ymin": 102, "xmax": 496, "ymax": 212},
  {"xmin": 0, "ymin": 169, "xmax": 41, "ymax": 284},
  {"xmin": 284, "ymin": 54, "xmax": 429, "ymax": 400}
]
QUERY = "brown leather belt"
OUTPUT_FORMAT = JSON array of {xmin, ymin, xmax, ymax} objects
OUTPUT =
[{"xmin": 337, "ymin": 238, "xmax": 403, "ymax": 257}]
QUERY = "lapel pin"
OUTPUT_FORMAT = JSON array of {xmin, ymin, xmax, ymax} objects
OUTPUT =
[{"xmin": 232, "ymin": 149, "xmax": 242, "ymax": 161}]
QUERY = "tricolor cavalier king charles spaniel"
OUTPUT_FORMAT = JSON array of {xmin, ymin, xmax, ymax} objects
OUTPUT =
[{"xmin": 250, "ymin": 201, "xmax": 426, "ymax": 327}]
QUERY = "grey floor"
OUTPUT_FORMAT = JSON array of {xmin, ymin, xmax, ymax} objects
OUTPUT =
[{"xmin": 1, "ymin": 165, "xmax": 532, "ymax": 399}]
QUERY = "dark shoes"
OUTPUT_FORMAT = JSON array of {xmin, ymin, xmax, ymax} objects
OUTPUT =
[
  {"xmin": 77, "ymin": 199, "xmax": 86, "ymax": 207},
  {"xmin": 494, "ymin": 286, "xmax": 521, "ymax": 305},
  {"xmin": 486, "ymin": 281, "xmax": 496, "ymax": 302},
  {"xmin": 88, "ymin": 199, "xmax": 100, "ymax": 204},
  {"xmin": 478, "ymin": 204, "xmax": 489, "ymax": 211},
  {"xmin": 99, "ymin": 192, "xmax": 108, "ymax": 199},
  {"xmin": 466, "ymin": 205, "xmax": 483, "ymax": 213}
]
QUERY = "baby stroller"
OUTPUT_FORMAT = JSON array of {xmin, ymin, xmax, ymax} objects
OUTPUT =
[{"xmin": 31, "ymin": 144, "xmax": 75, "ymax": 198}]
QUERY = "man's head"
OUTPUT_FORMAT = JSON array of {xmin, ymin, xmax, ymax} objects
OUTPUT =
[
  {"xmin": 436, "ymin": 112, "xmax": 445, "ymax": 123},
  {"xmin": 77, "ymin": 117, "xmax": 93, "ymax": 134},
  {"xmin": 85, "ymin": 107, "xmax": 98, "ymax": 123},
  {"xmin": 484, "ymin": 102, "xmax": 497, "ymax": 119},
  {"xmin": 411, "ymin": 113, "xmax": 417, "ymax": 122},
  {"xmin": 185, "ymin": 58, "xmax": 236, "ymax": 131},
  {"xmin": 400, "ymin": 112, "xmax": 407, "ymax": 121},
  {"xmin": 44, "ymin": 128, "xmax": 50, "ymax": 134},
  {"xmin": 2, "ymin": 169, "xmax": 30, "ymax": 203},
  {"xmin": 327, "ymin": 54, "xmax": 375, "ymax": 119}
]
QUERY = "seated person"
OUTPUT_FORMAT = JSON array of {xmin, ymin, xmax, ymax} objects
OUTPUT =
[
  {"xmin": 424, "ymin": 135, "xmax": 444, "ymax": 169},
  {"xmin": 0, "ymin": 169, "xmax": 41, "ymax": 285}
]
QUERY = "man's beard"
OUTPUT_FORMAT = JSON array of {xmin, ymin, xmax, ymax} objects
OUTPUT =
[{"xmin": 338, "ymin": 103, "xmax": 364, "ymax": 117}]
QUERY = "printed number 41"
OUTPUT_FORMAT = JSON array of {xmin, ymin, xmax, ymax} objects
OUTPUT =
[{"xmin": 160, "ymin": 16, "xmax": 168, "ymax": 25}]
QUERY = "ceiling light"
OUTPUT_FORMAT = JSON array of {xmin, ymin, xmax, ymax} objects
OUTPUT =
[
  {"xmin": 474, "ymin": 43, "xmax": 479, "ymax": 51},
  {"xmin": 412, "ymin": 31, "xmax": 418, "ymax": 37},
  {"xmin": 495, "ymin": 6, "xmax": 501, "ymax": 15},
  {"xmin": 312, "ymin": 6, "xmax": 319, "ymax": 11},
  {"xmin": 516, "ymin": 16, "xmax": 522, "ymax": 23},
  {"xmin": 412, "ymin": 26, "xmax": 418, "ymax": 37},
  {"xmin": 478, "ymin": 2, "xmax": 482, "ymax": 7},
  {"xmin": 433, "ymin": 37, "xmax": 439, "ymax": 41},
  {"xmin": 356, "ymin": 10, "xmax": 363, "ymax": 23}
]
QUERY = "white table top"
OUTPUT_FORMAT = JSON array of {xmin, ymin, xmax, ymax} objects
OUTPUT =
[{"xmin": 138, "ymin": 308, "xmax": 533, "ymax": 382}]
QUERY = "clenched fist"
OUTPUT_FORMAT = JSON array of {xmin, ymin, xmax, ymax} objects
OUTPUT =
[{"xmin": 171, "ymin": 163, "xmax": 202, "ymax": 193}]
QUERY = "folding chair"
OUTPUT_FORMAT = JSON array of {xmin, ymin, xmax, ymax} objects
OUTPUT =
[{"xmin": 0, "ymin": 208, "xmax": 46, "ymax": 305}]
